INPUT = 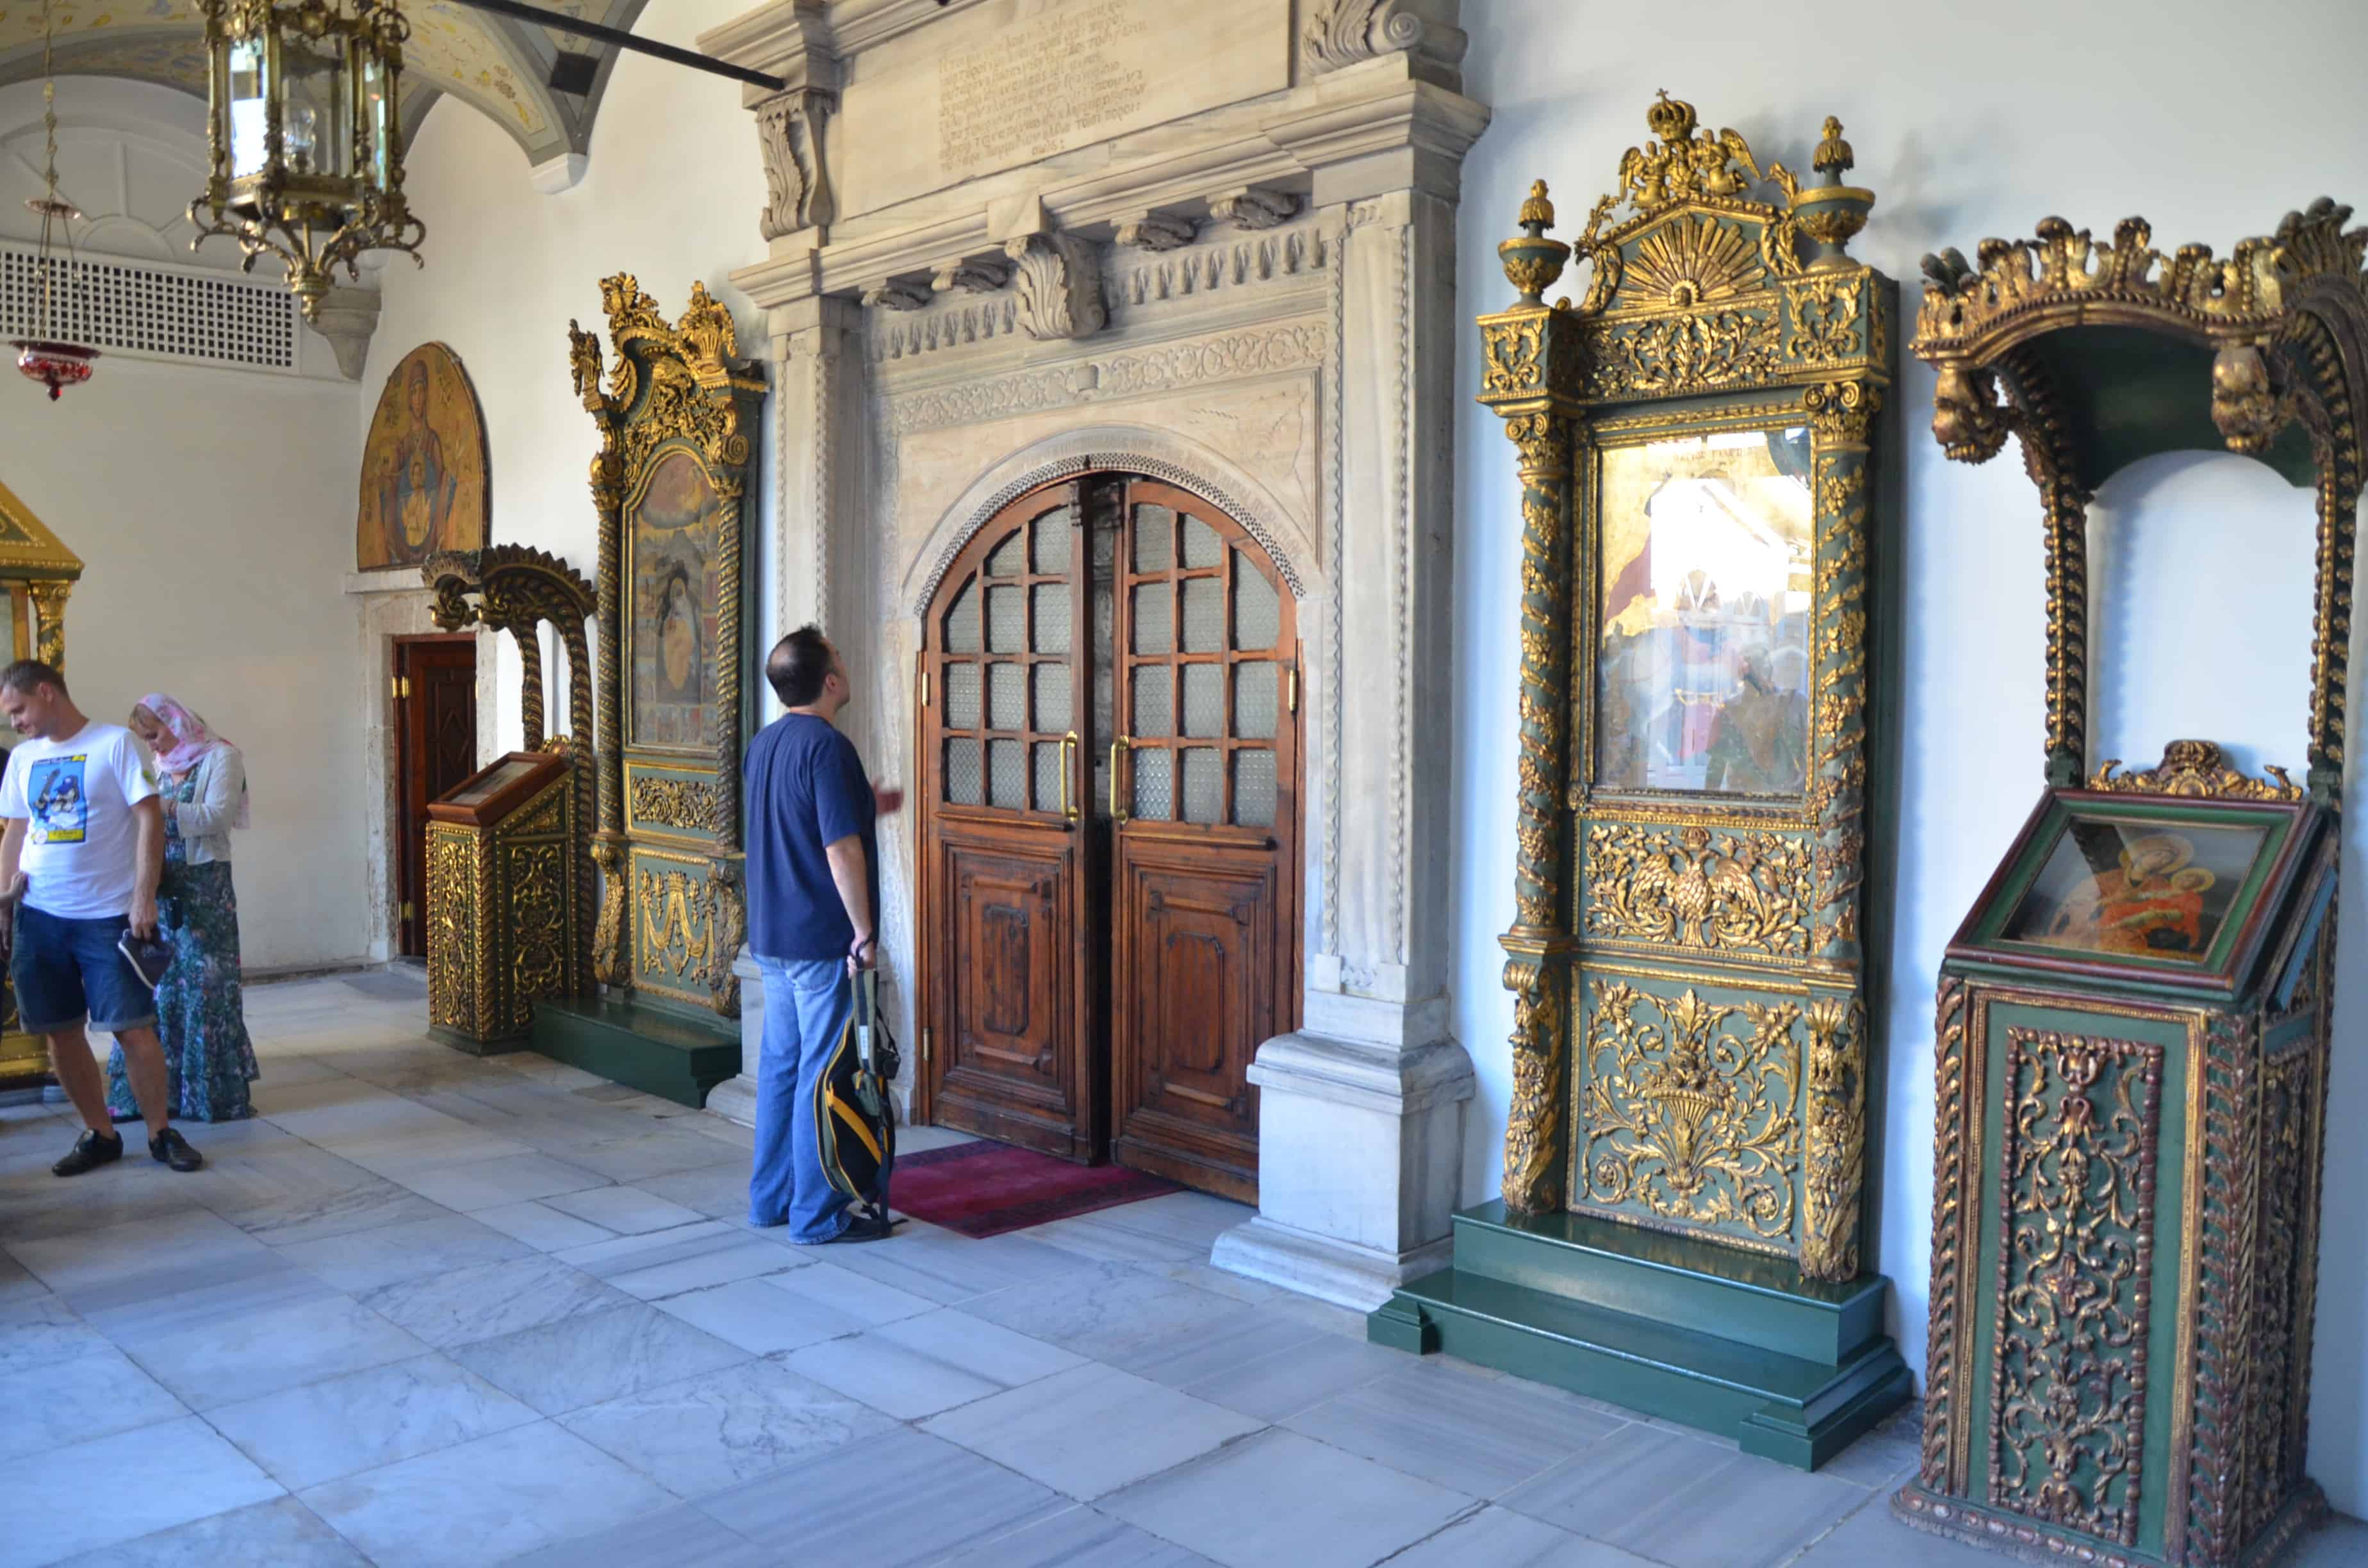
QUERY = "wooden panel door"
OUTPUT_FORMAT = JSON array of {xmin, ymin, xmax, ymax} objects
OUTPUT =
[
  {"xmin": 395, "ymin": 635, "xmax": 477, "ymax": 958},
  {"xmin": 919, "ymin": 485, "xmax": 1103, "ymax": 1159},
  {"xmin": 1108, "ymin": 480, "xmax": 1297, "ymax": 1202}
]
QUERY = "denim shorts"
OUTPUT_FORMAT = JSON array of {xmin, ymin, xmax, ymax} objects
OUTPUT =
[{"xmin": 12, "ymin": 904, "xmax": 156, "ymax": 1035}]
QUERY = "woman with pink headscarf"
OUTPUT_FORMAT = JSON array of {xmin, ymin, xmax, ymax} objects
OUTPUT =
[{"xmin": 110, "ymin": 694, "xmax": 258, "ymax": 1120}]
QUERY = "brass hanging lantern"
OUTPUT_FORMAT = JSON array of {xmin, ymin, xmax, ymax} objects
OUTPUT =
[
  {"xmin": 10, "ymin": 0, "xmax": 99, "ymax": 400},
  {"xmin": 188, "ymin": 0, "xmax": 423, "ymax": 320}
]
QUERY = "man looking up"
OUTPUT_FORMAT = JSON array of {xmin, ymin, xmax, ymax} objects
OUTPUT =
[
  {"xmin": 743, "ymin": 627, "xmax": 901, "ymax": 1243},
  {"xmin": 0, "ymin": 660, "xmax": 201, "ymax": 1174}
]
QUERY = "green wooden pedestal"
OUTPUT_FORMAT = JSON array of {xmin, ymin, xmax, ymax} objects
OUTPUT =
[
  {"xmin": 527, "ymin": 994, "xmax": 741, "ymax": 1108},
  {"xmin": 1372, "ymin": 1201, "xmax": 1912, "ymax": 1471}
]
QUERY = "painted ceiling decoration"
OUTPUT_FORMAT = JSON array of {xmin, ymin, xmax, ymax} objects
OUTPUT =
[{"xmin": 0, "ymin": 0, "xmax": 648, "ymax": 168}]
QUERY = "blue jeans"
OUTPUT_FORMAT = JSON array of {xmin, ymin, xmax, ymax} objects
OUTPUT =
[
  {"xmin": 750, "ymin": 956, "xmax": 856, "ymax": 1242},
  {"xmin": 13, "ymin": 904, "xmax": 156, "ymax": 1035}
]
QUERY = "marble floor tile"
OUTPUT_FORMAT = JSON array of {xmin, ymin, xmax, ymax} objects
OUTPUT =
[
  {"xmin": 71, "ymin": 1250, "xmax": 338, "ymax": 1344},
  {"xmin": 954, "ymin": 1260, "xmax": 1249, "ymax": 1366},
  {"xmin": 469, "ymin": 1196, "xmax": 620, "ymax": 1250},
  {"xmin": 636, "ymin": 1161, "xmax": 758, "ymax": 1220},
  {"xmin": 591, "ymin": 1232, "xmax": 804, "ymax": 1300},
  {"xmin": 278, "ymin": 1211, "xmax": 530, "ymax": 1293},
  {"xmin": 500, "ymin": 1504, "xmax": 771, "ymax": 1568},
  {"xmin": 204, "ymin": 1351, "xmax": 540, "ymax": 1489},
  {"xmin": 0, "ymin": 1167, "xmax": 210, "ymax": 1241},
  {"xmin": 545, "ymin": 1182, "xmax": 709, "ymax": 1234},
  {"xmin": 1178, "ymin": 1325, "xmax": 1405, "ymax": 1422},
  {"xmin": 115, "ymin": 1291, "xmax": 429, "ymax": 1410},
  {"xmin": 1281, "ymin": 1355, "xmax": 1630, "ymax": 1497},
  {"xmin": 1024, "ymin": 1214, "xmax": 1207, "ymax": 1264},
  {"xmin": 1098, "ymin": 1428, "xmax": 1476, "ymax": 1568},
  {"xmin": 894, "ymin": 1123, "xmax": 977, "ymax": 1154},
  {"xmin": 0, "ymin": 1341, "xmax": 188, "ymax": 1460},
  {"xmin": 336, "ymin": 1129, "xmax": 541, "ymax": 1181},
  {"xmin": 448, "ymin": 1300, "xmax": 750, "ymax": 1416},
  {"xmin": 388, "ymin": 1150, "xmax": 612, "ymax": 1211},
  {"xmin": 652, "ymin": 1274, "xmax": 869, "ymax": 1357},
  {"xmin": 1791, "ymin": 1496, "xmax": 2009, "ymax": 1567},
  {"xmin": 2290, "ymin": 1515, "xmax": 2368, "ymax": 1566},
  {"xmin": 1499, "ymin": 1423, "xmax": 1867, "ymax": 1568},
  {"xmin": 698, "ymin": 1428, "xmax": 1064, "ymax": 1566},
  {"xmin": 361, "ymin": 1254, "xmax": 631, "ymax": 1348},
  {"xmin": 782, "ymin": 1305, "xmax": 1085, "ymax": 1420},
  {"xmin": 559, "ymin": 1356, "xmax": 900, "ymax": 1496},
  {"xmin": 819, "ymin": 1220, "xmax": 1094, "ymax": 1305},
  {"xmin": 46, "ymin": 1496, "xmax": 369, "ymax": 1568},
  {"xmin": 932, "ymin": 1505, "xmax": 1223, "ymax": 1568},
  {"xmin": 1381, "ymin": 1505, "xmax": 1659, "ymax": 1567},
  {"xmin": 210, "ymin": 1179, "xmax": 452, "ymax": 1249},
  {"xmin": 6, "ymin": 1204, "xmax": 267, "ymax": 1296},
  {"xmin": 563, "ymin": 1127, "xmax": 753, "ymax": 1184},
  {"xmin": 759, "ymin": 1259, "xmax": 944, "ymax": 1330},
  {"xmin": 0, "ymin": 1415, "xmax": 283, "ymax": 1568},
  {"xmin": 300, "ymin": 1418, "xmax": 672, "ymax": 1568},
  {"xmin": 921, "ymin": 1362, "xmax": 1265, "ymax": 1501},
  {"xmin": 1812, "ymin": 1405, "xmax": 1923, "ymax": 1489},
  {"xmin": 493, "ymin": 1051, "xmax": 613, "ymax": 1090},
  {"xmin": 1080, "ymin": 1191, "xmax": 1254, "ymax": 1250},
  {"xmin": 0, "ymin": 1291, "xmax": 107, "ymax": 1375}
]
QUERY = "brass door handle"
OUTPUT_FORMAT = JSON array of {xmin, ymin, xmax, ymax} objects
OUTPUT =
[
  {"xmin": 1060, "ymin": 731, "xmax": 1079, "ymax": 822},
  {"xmin": 1108, "ymin": 735, "xmax": 1132, "ymax": 824}
]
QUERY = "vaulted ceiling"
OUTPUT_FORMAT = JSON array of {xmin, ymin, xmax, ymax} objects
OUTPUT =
[{"xmin": 0, "ymin": 0, "xmax": 650, "ymax": 169}]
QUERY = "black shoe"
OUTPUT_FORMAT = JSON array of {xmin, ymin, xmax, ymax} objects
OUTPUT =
[
  {"xmin": 52, "ymin": 1129, "xmax": 124, "ymax": 1177},
  {"xmin": 823, "ymin": 1213, "xmax": 899, "ymax": 1245},
  {"xmin": 149, "ymin": 1127, "xmax": 204, "ymax": 1173}
]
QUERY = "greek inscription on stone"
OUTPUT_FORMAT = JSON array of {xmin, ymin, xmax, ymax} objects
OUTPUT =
[{"xmin": 937, "ymin": 0, "xmax": 1153, "ymax": 181}]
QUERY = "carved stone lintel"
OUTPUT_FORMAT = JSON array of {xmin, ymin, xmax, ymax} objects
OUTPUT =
[
  {"xmin": 1002, "ymin": 233, "xmax": 1107, "ymax": 340},
  {"xmin": 862, "ymin": 280, "xmax": 932, "ymax": 313},
  {"xmin": 931, "ymin": 255, "xmax": 1012, "ymax": 294},
  {"xmin": 1115, "ymin": 211, "xmax": 1197, "ymax": 252},
  {"xmin": 1211, "ymin": 186, "xmax": 1299, "ymax": 231},
  {"xmin": 757, "ymin": 88, "xmax": 836, "ymax": 241}
]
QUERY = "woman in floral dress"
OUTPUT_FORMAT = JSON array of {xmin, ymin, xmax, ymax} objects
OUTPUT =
[{"xmin": 107, "ymin": 694, "xmax": 258, "ymax": 1121}]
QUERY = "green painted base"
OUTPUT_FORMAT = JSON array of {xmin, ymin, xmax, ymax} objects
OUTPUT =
[
  {"xmin": 528, "ymin": 994, "xmax": 741, "ymax": 1108},
  {"xmin": 1369, "ymin": 1201, "xmax": 1912, "ymax": 1472},
  {"xmin": 1892, "ymin": 1477, "xmax": 2330, "ymax": 1568}
]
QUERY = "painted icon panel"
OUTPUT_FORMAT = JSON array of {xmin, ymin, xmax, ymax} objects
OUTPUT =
[
  {"xmin": 629, "ymin": 450, "xmax": 720, "ymax": 751},
  {"xmin": 2000, "ymin": 816, "xmax": 2272, "ymax": 963},
  {"xmin": 359, "ymin": 343, "xmax": 489, "ymax": 570},
  {"xmin": 1594, "ymin": 426, "xmax": 1814, "ymax": 796}
]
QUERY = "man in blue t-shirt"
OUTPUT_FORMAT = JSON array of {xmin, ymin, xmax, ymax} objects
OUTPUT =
[{"xmin": 743, "ymin": 626, "xmax": 903, "ymax": 1243}]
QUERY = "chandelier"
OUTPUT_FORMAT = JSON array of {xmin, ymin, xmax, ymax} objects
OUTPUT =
[
  {"xmin": 188, "ymin": 0, "xmax": 423, "ymax": 320},
  {"xmin": 10, "ymin": 0, "xmax": 98, "ymax": 400}
]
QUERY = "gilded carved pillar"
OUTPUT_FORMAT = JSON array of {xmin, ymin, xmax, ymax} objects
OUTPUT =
[{"xmin": 571, "ymin": 318, "xmax": 630, "ymax": 986}]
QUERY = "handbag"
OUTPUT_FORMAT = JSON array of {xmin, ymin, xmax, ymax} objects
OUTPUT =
[{"xmin": 814, "ymin": 966, "xmax": 898, "ymax": 1218}]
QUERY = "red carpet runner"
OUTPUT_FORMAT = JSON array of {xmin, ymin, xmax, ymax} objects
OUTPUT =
[{"xmin": 890, "ymin": 1139, "xmax": 1180, "ymax": 1238}]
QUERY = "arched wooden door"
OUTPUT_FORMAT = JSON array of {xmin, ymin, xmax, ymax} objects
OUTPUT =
[{"xmin": 917, "ymin": 473, "xmax": 1300, "ymax": 1202}]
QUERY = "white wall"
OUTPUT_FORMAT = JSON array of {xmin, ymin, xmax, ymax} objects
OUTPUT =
[
  {"xmin": 361, "ymin": 0, "xmax": 771, "ymax": 751},
  {"xmin": 1452, "ymin": 0, "xmax": 2368, "ymax": 1515},
  {"xmin": 2, "ymin": 79, "xmax": 368, "ymax": 972}
]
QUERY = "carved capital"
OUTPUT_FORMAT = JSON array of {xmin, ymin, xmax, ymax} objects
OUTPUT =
[
  {"xmin": 1114, "ymin": 211, "xmax": 1197, "ymax": 252},
  {"xmin": 1210, "ymin": 186, "xmax": 1299, "ymax": 231},
  {"xmin": 756, "ymin": 88, "xmax": 835, "ymax": 241},
  {"xmin": 1301, "ymin": 0, "xmax": 1467, "ymax": 83},
  {"xmin": 861, "ymin": 279, "xmax": 932, "ymax": 313},
  {"xmin": 1501, "ymin": 410, "xmax": 1571, "ymax": 480},
  {"xmin": 1803, "ymin": 378, "xmax": 1882, "ymax": 448},
  {"xmin": 930, "ymin": 255, "xmax": 1012, "ymax": 294},
  {"xmin": 1002, "ymin": 233, "xmax": 1107, "ymax": 341}
]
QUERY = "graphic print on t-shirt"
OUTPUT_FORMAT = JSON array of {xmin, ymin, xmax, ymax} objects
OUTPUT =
[{"xmin": 26, "ymin": 755, "xmax": 88, "ymax": 844}]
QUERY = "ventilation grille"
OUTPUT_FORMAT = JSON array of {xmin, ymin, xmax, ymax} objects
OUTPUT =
[{"xmin": 0, "ymin": 243, "xmax": 299, "ymax": 372}]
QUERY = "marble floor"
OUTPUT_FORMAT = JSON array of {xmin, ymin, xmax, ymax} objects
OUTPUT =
[{"xmin": 3, "ymin": 972, "xmax": 2365, "ymax": 1568}]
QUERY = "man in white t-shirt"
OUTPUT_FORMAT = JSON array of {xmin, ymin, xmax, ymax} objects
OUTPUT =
[{"xmin": 0, "ymin": 660, "xmax": 201, "ymax": 1174}]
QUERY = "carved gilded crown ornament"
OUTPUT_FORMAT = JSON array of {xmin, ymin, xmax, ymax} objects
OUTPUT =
[
  {"xmin": 570, "ymin": 277, "xmax": 765, "ymax": 1017},
  {"xmin": 1477, "ymin": 95, "xmax": 1897, "ymax": 1293}
]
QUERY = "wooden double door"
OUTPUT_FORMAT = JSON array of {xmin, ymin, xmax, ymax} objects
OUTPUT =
[{"xmin": 917, "ymin": 475, "xmax": 1300, "ymax": 1202}]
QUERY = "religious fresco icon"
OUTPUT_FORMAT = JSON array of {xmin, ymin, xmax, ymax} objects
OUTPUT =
[
  {"xmin": 358, "ymin": 343, "xmax": 489, "ymax": 571},
  {"xmin": 629, "ymin": 449, "xmax": 721, "ymax": 750},
  {"xmin": 2000, "ymin": 817, "xmax": 2272, "ymax": 962}
]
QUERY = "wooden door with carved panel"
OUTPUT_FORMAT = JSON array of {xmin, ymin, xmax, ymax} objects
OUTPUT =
[{"xmin": 918, "ymin": 474, "xmax": 1299, "ymax": 1201}]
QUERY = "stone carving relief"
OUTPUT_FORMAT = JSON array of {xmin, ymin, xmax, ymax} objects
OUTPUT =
[
  {"xmin": 1004, "ymin": 233, "xmax": 1108, "ymax": 340},
  {"xmin": 932, "ymin": 256, "xmax": 1012, "ymax": 294},
  {"xmin": 1211, "ymin": 186, "xmax": 1300, "ymax": 231},
  {"xmin": 1298, "ymin": 0, "xmax": 1466, "ymax": 82},
  {"xmin": 757, "ymin": 89, "xmax": 835, "ymax": 240},
  {"xmin": 1115, "ymin": 212, "xmax": 1199, "ymax": 251},
  {"xmin": 862, "ymin": 280, "xmax": 932, "ymax": 312}
]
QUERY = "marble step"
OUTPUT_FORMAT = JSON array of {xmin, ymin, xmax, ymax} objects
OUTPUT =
[{"xmin": 530, "ymin": 996, "xmax": 741, "ymax": 1109}]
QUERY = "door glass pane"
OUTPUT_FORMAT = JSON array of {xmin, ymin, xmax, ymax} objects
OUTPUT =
[
  {"xmin": 988, "ymin": 738, "xmax": 1025, "ymax": 808},
  {"xmin": 944, "ymin": 577, "xmax": 980, "ymax": 653},
  {"xmin": 1181, "ymin": 747, "xmax": 1222, "ymax": 825},
  {"xmin": 1233, "ymin": 554, "xmax": 1279, "ymax": 650},
  {"xmin": 1181, "ymin": 514, "xmax": 1223, "ymax": 569},
  {"xmin": 1180, "ymin": 578, "xmax": 1223, "ymax": 653},
  {"xmin": 988, "ymin": 663, "xmax": 1025, "ymax": 731},
  {"xmin": 1132, "ymin": 503, "xmax": 1174, "ymax": 573},
  {"xmin": 1033, "ymin": 741, "xmax": 1065, "ymax": 813},
  {"xmin": 1133, "ymin": 666, "xmax": 1172, "ymax": 738},
  {"xmin": 1032, "ymin": 507, "xmax": 1073, "ymax": 574},
  {"xmin": 1181, "ymin": 663, "xmax": 1224, "ymax": 738},
  {"xmin": 1234, "ymin": 662, "xmax": 1278, "ymax": 740},
  {"xmin": 1234, "ymin": 749, "xmax": 1276, "ymax": 828},
  {"xmin": 944, "ymin": 662, "xmax": 981, "ymax": 730},
  {"xmin": 986, "ymin": 585, "xmax": 1023, "ymax": 653},
  {"xmin": 985, "ymin": 530, "xmax": 1026, "ymax": 578},
  {"xmin": 945, "ymin": 738, "xmax": 982, "ymax": 805},
  {"xmin": 1133, "ymin": 583, "xmax": 1172, "ymax": 655},
  {"xmin": 1033, "ymin": 664, "xmax": 1071, "ymax": 731},
  {"xmin": 1032, "ymin": 584, "xmax": 1071, "ymax": 654},
  {"xmin": 1133, "ymin": 747, "xmax": 1172, "ymax": 820}
]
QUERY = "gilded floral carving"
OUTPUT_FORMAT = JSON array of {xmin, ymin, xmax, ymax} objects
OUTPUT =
[{"xmin": 1583, "ymin": 822, "xmax": 1813, "ymax": 959}]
